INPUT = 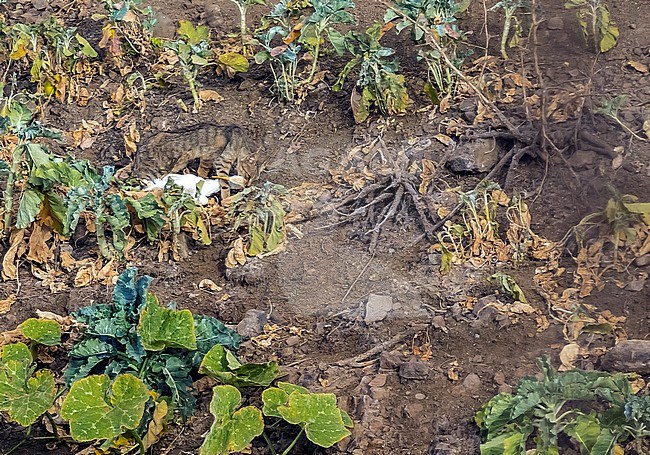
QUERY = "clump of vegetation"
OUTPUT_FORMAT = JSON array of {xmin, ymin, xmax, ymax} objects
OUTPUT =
[
  {"xmin": 565, "ymin": 0, "xmax": 619, "ymax": 53},
  {"xmin": 489, "ymin": 0, "xmax": 530, "ymax": 60},
  {"xmin": 476, "ymin": 356, "xmax": 650, "ymax": 454},
  {"xmin": 333, "ymin": 22, "xmax": 410, "ymax": 122},
  {"xmin": 384, "ymin": 0, "xmax": 470, "ymax": 103},
  {"xmin": 0, "ymin": 268, "xmax": 353, "ymax": 454}
]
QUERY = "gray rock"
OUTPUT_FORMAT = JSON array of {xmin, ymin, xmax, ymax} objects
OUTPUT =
[
  {"xmin": 547, "ymin": 17, "xmax": 564, "ymax": 30},
  {"xmin": 473, "ymin": 295, "xmax": 499, "ymax": 322},
  {"xmin": 31, "ymin": 0, "xmax": 48, "ymax": 10},
  {"xmin": 568, "ymin": 150, "xmax": 596, "ymax": 170},
  {"xmin": 236, "ymin": 309, "xmax": 268, "ymax": 338},
  {"xmin": 445, "ymin": 138, "xmax": 501, "ymax": 173},
  {"xmin": 462, "ymin": 373, "xmax": 481, "ymax": 392},
  {"xmin": 152, "ymin": 12, "xmax": 176, "ymax": 39},
  {"xmin": 398, "ymin": 361, "xmax": 430, "ymax": 380},
  {"xmin": 634, "ymin": 254, "xmax": 650, "ymax": 267},
  {"xmin": 602, "ymin": 340, "xmax": 650, "ymax": 374},
  {"xmin": 379, "ymin": 351, "xmax": 402, "ymax": 369},
  {"xmin": 364, "ymin": 294, "xmax": 393, "ymax": 323}
]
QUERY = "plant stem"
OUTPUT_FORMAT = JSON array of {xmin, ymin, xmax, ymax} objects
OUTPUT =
[
  {"xmin": 94, "ymin": 211, "xmax": 113, "ymax": 259},
  {"xmin": 262, "ymin": 431, "xmax": 278, "ymax": 455},
  {"xmin": 280, "ymin": 429, "xmax": 304, "ymax": 455},
  {"xmin": 129, "ymin": 429, "xmax": 146, "ymax": 455},
  {"xmin": 305, "ymin": 36, "xmax": 321, "ymax": 85},
  {"xmin": 6, "ymin": 425, "xmax": 31, "ymax": 455},
  {"xmin": 500, "ymin": 9, "xmax": 513, "ymax": 60},
  {"xmin": 44, "ymin": 411, "xmax": 59, "ymax": 440},
  {"xmin": 188, "ymin": 77, "xmax": 201, "ymax": 113},
  {"xmin": 2, "ymin": 143, "xmax": 23, "ymax": 239},
  {"xmin": 236, "ymin": 2, "xmax": 248, "ymax": 45}
]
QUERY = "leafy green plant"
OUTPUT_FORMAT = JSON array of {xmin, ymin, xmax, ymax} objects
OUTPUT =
[
  {"xmin": 333, "ymin": 22, "xmax": 409, "ymax": 122},
  {"xmin": 565, "ymin": 0, "xmax": 619, "ymax": 53},
  {"xmin": 476, "ymin": 356, "xmax": 650, "ymax": 454},
  {"xmin": 488, "ymin": 272, "xmax": 527, "ymax": 302},
  {"xmin": 0, "ymin": 342, "xmax": 58, "ymax": 427},
  {"xmin": 65, "ymin": 267, "xmax": 242, "ymax": 418},
  {"xmin": 163, "ymin": 21, "xmax": 212, "ymax": 112},
  {"xmin": 489, "ymin": 0, "xmax": 530, "ymax": 60},
  {"xmin": 230, "ymin": 0, "xmax": 267, "ymax": 45},
  {"xmin": 17, "ymin": 318, "xmax": 62, "ymax": 346},
  {"xmin": 3, "ymin": 17, "xmax": 98, "ymax": 102},
  {"xmin": 0, "ymin": 100, "xmax": 61, "ymax": 239},
  {"xmin": 384, "ymin": 0, "xmax": 470, "ymax": 102},
  {"xmin": 229, "ymin": 182, "xmax": 287, "ymax": 256},
  {"xmin": 254, "ymin": 0, "xmax": 356, "ymax": 102},
  {"xmin": 594, "ymin": 95, "xmax": 647, "ymax": 142},
  {"xmin": 200, "ymin": 385, "xmax": 265, "ymax": 455},
  {"xmin": 200, "ymin": 344, "xmax": 281, "ymax": 387}
]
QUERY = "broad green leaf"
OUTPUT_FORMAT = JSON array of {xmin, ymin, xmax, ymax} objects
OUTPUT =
[
  {"xmin": 60, "ymin": 373, "xmax": 150, "ymax": 442},
  {"xmin": 0, "ymin": 342, "xmax": 56, "ymax": 426},
  {"xmin": 16, "ymin": 189, "xmax": 44, "ymax": 229},
  {"xmin": 178, "ymin": 20, "xmax": 209, "ymax": 45},
  {"xmin": 278, "ymin": 392, "xmax": 351, "ymax": 448},
  {"xmin": 75, "ymin": 34, "xmax": 98, "ymax": 57},
  {"xmin": 479, "ymin": 431, "xmax": 527, "ymax": 455},
  {"xmin": 194, "ymin": 314, "xmax": 242, "ymax": 354},
  {"xmin": 199, "ymin": 385, "xmax": 264, "ymax": 455},
  {"xmin": 218, "ymin": 53, "xmax": 249, "ymax": 73},
  {"xmin": 488, "ymin": 272, "xmax": 527, "ymax": 302},
  {"xmin": 18, "ymin": 318, "xmax": 61, "ymax": 346},
  {"xmin": 127, "ymin": 194, "xmax": 166, "ymax": 241},
  {"xmin": 199, "ymin": 345, "xmax": 280, "ymax": 387},
  {"xmin": 262, "ymin": 382, "xmax": 310, "ymax": 418},
  {"xmin": 138, "ymin": 293, "xmax": 197, "ymax": 351}
]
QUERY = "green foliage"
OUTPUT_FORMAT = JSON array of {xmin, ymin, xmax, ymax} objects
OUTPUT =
[
  {"xmin": 60, "ymin": 373, "xmax": 150, "ymax": 442},
  {"xmin": 94, "ymin": 0, "xmax": 156, "ymax": 61},
  {"xmin": 384, "ymin": 0, "xmax": 469, "ymax": 101},
  {"xmin": 138, "ymin": 294, "xmax": 197, "ymax": 351},
  {"xmin": 565, "ymin": 0, "xmax": 618, "ymax": 53},
  {"xmin": 0, "ymin": 342, "xmax": 57, "ymax": 426},
  {"xmin": 3, "ymin": 17, "xmax": 98, "ymax": 100},
  {"xmin": 333, "ymin": 22, "xmax": 409, "ymax": 122},
  {"xmin": 488, "ymin": 272, "xmax": 527, "ymax": 302},
  {"xmin": 66, "ymin": 268, "xmax": 241, "ymax": 418},
  {"xmin": 593, "ymin": 95, "xmax": 646, "ymax": 141},
  {"xmin": 475, "ymin": 356, "xmax": 650, "ymax": 454},
  {"xmin": 488, "ymin": 0, "xmax": 530, "ymax": 60},
  {"xmin": 254, "ymin": 0, "xmax": 356, "ymax": 102},
  {"xmin": 164, "ymin": 21, "xmax": 212, "ymax": 112},
  {"xmin": 200, "ymin": 345, "xmax": 281, "ymax": 387},
  {"xmin": 18, "ymin": 318, "xmax": 62, "ymax": 346},
  {"xmin": 262, "ymin": 382, "xmax": 353, "ymax": 448},
  {"xmin": 200, "ymin": 385, "xmax": 264, "ymax": 455},
  {"xmin": 229, "ymin": 182, "xmax": 287, "ymax": 256}
]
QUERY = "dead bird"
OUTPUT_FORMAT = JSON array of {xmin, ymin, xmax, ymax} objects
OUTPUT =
[{"xmin": 132, "ymin": 124, "xmax": 260, "ymax": 192}]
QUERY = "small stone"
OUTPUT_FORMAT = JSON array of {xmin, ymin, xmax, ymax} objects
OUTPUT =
[
  {"xmin": 238, "ymin": 79, "xmax": 256, "ymax": 91},
  {"xmin": 493, "ymin": 372, "xmax": 506, "ymax": 385},
  {"xmin": 152, "ymin": 12, "xmax": 176, "ymax": 39},
  {"xmin": 547, "ymin": 17, "xmax": 564, "ymax": 30},
  {"xmin": 31, "ymin": 0, "xmax": 48, "ymax": 10},
  {"xmin": 498, "ymin": 383, "xmax": 513, "ymax": 394},
  {"xmin": 428, "ymin": 253, "xmax": 442, "ymax": 266},
  {"xmin": 634, "ymin": 254, "xmax": 650, "ymax": 267},
  {"xmin": 414, "ymin": 393, "xmax": 426, "ymax": 400},
  {"xmin": 236, "ymin": 309, "xmax": 268, "ymax": 338},
  {"xmin": 432, "ymin": 316, "xmax": 447, "ymax": 331},
  {"xmin": 445, "ymin": 138, "xmax": 501, "ymax": 174},
  {"xmin": 626, "ymin": 277, "xmax": 646, "ymax": 292},
  {"xmin": 462, "ymin": 373, "xmax": 481, "ymax": 392},
  {"xmin": 379, "ymin": 351, "xmax": 401, "ymax": 369},
  {"xmin": 403, "ymin": 403, "xmax": 424, "ymax": 419},
  {"xmin": 368, "ymin": 374, "xmax": 388, "ymax": 388},
  {"xmin": 473, "ymin": 295, "xmax": 499, "ymax": 322},
  {"xmin": 364, "ymin": 294, "xmax": 393, "ymax": 323},
  {"xmin": 602, "ymin": 340, "xmax": 650, "ymax": 374},
  {"xmin": 203, "ymin": 4, "xmax": 224, "ymax": 28},
  {"xmin": 285, "ymin": 336, "xmax": 301, "ymax": 347},
  {"xmin": 398, "ymin": 361, "xmax": 430, "ymax": 380}
]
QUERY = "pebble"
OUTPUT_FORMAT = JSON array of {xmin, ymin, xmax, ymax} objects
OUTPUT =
[
  {"xmin": 602, "ymin": 340, "xmax": 650, "ymax": 374},
  {"xmin": 235, "ymin": 309, "xmax": 268, "ymax": 338},
  {"xmin": 368, "ymin": 374, "xmax": 388, "ymax": 388},
  {"xmin": 364, "ymin": 294, "xmax": 393, "ymax": 323},
  {"xmin": 498, "ymin": 384, "xmax": 513, "ymax": 394},
  {"xmin": 493, "ymin": 372, "xmax": 506, "ymax": 385},
  {"xmin": 398, "ymin": 361, "xmax": 430, "ymax": 380},
  {"xmin": 379, "ymin": 351, "xmax": 401, "ymax": 370},
  {"xmin": 445, "ymin": 138, "xmax": 501, "ymax": 174},
  {"xmin": 462, "ymin": 373, "xmax": 481, "ymax": 392},
  {"xmin": 152, "ymin": 12, "xmax": 176, "ymax": 39},
  {"xmin": 546, "ymin": 17, "xmax": 564, "ymax": 30},
  {"xmin": 285, "ymin": 335, "xmax": 301, "ymax": 347},
  {"xmin": 414, "ymin": 393, "xmax": 426, "ymax": 400},
  {"xmin": 634, "ymin": 254, "xmax": 650, "ymax": 267}
]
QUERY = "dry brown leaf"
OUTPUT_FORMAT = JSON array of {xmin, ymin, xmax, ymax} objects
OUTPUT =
[
  {"xmin": 199, "ymin": 279, "xmax": 222, "ymax": 292},
  {"xmin": 419, "ymin": 159, "xmax": 436, "ymax": 195},
  {"xmin": 0, "ymin": 294, "xmax": 16, "ymax": 314},
  {"xmin": 625, "ymin": 60, "xmax": 649, "ymax": 74},
  {"xmin": 143, "ymin": 398, "xmax": 168, "ymax": 449},
  {"xmin": 447, "ymin": 366, "xmax": 460, "ymax": 381},
  {"xmin": 27, "ymin": 224, "xmax": 53, "ymax": 264},
  {"xmin": 74, "ymin": 264, "xmax": 95, "ymax": 288},
  {"xmin": 0, "ymin": 328, "xmax": 23, "ymax": 346},
  {"xmin": 433, "ymin": 133, "xmax": 455, "ymax": 146},
  {"xmin": 558, "ymin": 343, "xmax": 580, "ymax": 371},
  {"xmin": 199, "ymin": 90, "xmax": 224, "ymax": 103},
  {"xmin": 60, "ymin": 251, "xmax": 77, "ymax": 271},
  {"xmin": 225, "ymin": 237, "xmax": 246, "ymax": 268},
  {"xmin": 2, "ymin": 229, "xmax": 26, "ymax": 280}
]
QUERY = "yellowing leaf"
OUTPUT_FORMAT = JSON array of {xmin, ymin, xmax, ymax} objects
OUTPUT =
[
  {"xmin": 218, "ymin": 53, "xmax": 249, "ymax": 73},
  {"xmin": 558, "ymin": 343, "xmax": 580, "ymax": 371},
  {"xmin": 626, "ymin": 61, "xmax": 649, "ymax": 74}
]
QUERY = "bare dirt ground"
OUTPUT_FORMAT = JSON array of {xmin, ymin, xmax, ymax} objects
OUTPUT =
[{"xmin": 1, "ymin": 0, "xmax": 649, "ymax": 454}]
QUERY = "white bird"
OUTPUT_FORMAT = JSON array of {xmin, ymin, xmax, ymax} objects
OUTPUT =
[{"xmin": 144, "ymin": 174, "xmax": 221, "ymax": 205}]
